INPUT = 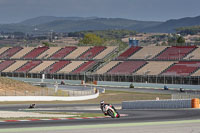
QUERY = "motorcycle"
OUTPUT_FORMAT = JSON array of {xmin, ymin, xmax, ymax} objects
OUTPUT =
[
  {"xmin": 29, "ymin": 103, "xmax": 36, "ymax": 109},
  {"xmin": 104, "ymin": 104, "xmax": 120, "ymax": 118}
]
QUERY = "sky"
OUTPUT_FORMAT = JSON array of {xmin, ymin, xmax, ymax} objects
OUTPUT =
[{"xmin": 0, "ymin": 0, "xmax": 200, "ymax": 24}]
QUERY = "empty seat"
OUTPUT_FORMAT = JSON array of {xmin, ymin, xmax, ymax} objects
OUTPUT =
[
  {"xmin": 43, "ymin": 61, "xmax": 71, "ymax": 74},
  {"xmin": 3, "ymin": 60, "xmax": 28, "ymax": 72},
  {"xmin": 23, "ymin": 46, "xmax": 49, "ymax": 59},
  {"xmin": 155, "ymin": 46, "xmax": 197, "ymax": 60},
  {"xmin": 161, "ymin": 61, "xmax": 200, "ymax": 76},
  {"xmin": 37, "ymin": 47, "xmax": 62, "ymax": 59},
  {"xmin": 0, "ymin": 47, "xmax": 10, "ymax": 55},
  {"xmin": 58, "ymin": 61, "xmax": 85, "ymax": 74},
  {"xmin": 0, "ymin": 47, "xmax": 22, "ymax": 59},
  {"xmin": 95, "ymin": 61, "xmax": 121, "ymax": 74},
  {"xmin": 107, "ymin": 61, "xmax": 146, "ymax": 75},
  {"xmin": 184, "ymin": 47, "xmax": 200, "ymax": 60},
  {"xmin": 11, "ymin": 47, "xmax": 34, "ymax": 59},
  {"xmin": 49, "ymin": 46, "xmax": 77, "ymax": 59},
  {"xmin": 72, "ymin": 61, "xmax": 96, "ymax": 74},
  {"xmin": 191, "ymin": 69, "xmax": 200, "ymax": 76},
  {"xmin": 78, "ymin": 46, "xmax": 106, "ymax": 59},
  {"xmin": 0, "ymin": 60, "xmax": 16, "ymax": 71},
  {"xmin": 117, "ymin": 46, "xmax": 142, "ymax": 60},
  {"xmin": 128, "ymin": 46, "xmax": 167, "ymax": 59},
  {"xmin": 135, "ymin": 61, "xmax": 174, "ymax": 75},
  {"xmin": 15, "ymin": 61, "xmax": 42, "ymax": 73},
  {"xmin": 94, "ymin": 46, "xmax": 117, "ymax": 59},
  {"xmin": 64, "ymin": 46, "xmax": 90, "ymax": 59},
  {"xmin": 29, "ymin": 61, "xmax": 55, "ymax": 73}
]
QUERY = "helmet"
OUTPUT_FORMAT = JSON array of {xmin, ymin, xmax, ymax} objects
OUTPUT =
[{"xmin": 100, "ymin": 100, "xmax": 104, "ymax": 106}]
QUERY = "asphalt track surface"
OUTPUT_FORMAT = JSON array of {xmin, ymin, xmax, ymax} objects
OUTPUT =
[
  {"xmin": 1, "ymin": 104, "xmax": 200, "ymax": 128},
  {"xmin": 1, "ymin": 86, "xmax": 200, "ymax": 132}
]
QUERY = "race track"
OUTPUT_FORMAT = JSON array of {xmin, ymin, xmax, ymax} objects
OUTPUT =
[
  {"xmin": 1, "ymin": 104, "xmax": 200, "ymax": 128},
  {"xmin": 0, "ymin": 87, "xmax": 200, "ymax": 132}
]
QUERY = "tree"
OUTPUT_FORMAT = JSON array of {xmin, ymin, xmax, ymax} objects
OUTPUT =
[
  {"xmin": 177, "ymin": 36, "xmax": 185, "ymax": 44},
  {"xmin": 79, "ymin": 33, "xmax": 104, "ymax": 46},
  {"xmin": 42, "ymin": 42, "xmax": 56, "ymax": 47}
]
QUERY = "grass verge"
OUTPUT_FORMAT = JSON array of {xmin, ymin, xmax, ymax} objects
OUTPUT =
[
  {"xmin": 0, "ymin": 90, "xmax": 171, "ymax": 104},
  {"xmin": 0, "ymin": 112, "xmax": 105, "ymax": 121}
]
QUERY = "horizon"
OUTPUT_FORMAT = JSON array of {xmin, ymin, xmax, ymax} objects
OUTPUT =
[
  {"xmin": 1, "ymin": 15, "xmax": 200, "ymax": 25},
  {"xmin": 0, "ymin": 0, "xmax": 199, "ymax": 24}
]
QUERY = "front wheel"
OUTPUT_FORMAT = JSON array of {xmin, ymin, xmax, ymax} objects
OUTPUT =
[{"xmin": 116, "ymin": 112, "xmax": 120, "ymax": 118}]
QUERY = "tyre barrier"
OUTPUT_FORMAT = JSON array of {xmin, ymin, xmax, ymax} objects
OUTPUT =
[
  {"xmin": 191, "ymin": 98, "xmax": 200, "ymax": 108},
  {"xmin": 122, "ymin": 99, "xmax": 200, "ymax": 109}
]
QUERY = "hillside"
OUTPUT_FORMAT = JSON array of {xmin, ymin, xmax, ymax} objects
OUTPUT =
[
  {"xmin": 0, "ymin": 15, "xmax": 200, "ymax": 33},
  {"xmin": 0, "ymin": 17, "xmax": 161, "ymax": 33},
  {"xmin": 0, "ymin": 77, "xmax": 51, "ymax": 96},
  {"xmin": 20, "ymin": 16, "xmax": 98, "ymax": 25},
  {"xmin": 143, "ymin": 16, "xmax": 200, "ymax": 33}
]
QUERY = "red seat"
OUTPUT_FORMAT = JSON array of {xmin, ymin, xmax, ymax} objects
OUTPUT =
[
  {"xmin": 78, "ymin": 46, "xmax": 106, "ymax": 59},
  {"xmin": 72, "ymin": 61, "xmax": 96, "ymax": 74},
  {"xmin": 155, "ymin": 46, "xmax": 197, "ymax": 60},
  {"xmin": 162, "ymin": 61, "xmax": 200, "ymax": 76},
  {"xmin": 107, "ymin": 61, "xmax": 146, "ymax": 75},
  {"xmin": 44, "ymin": 61, "xmax": 71, "ymax": 74},
  {"xmin": 117, "ymin": 46, "xmax": 141, "ymax": 60},
  {"xmin": 0, "ymin": 60, "xmax": 16, "ymax": 71},
  {"xmin": 15, "ymin": 61, "xmax": 42, "ymax": 73},
  {"xmin": 50, "ymin": 46, "xmax": 77, "ymax": 59},
  {"xmin": 0, "ymin": 47, "xmax": 22, "ymax": 58},
  {"xmin": 23, "ymin": 46, "xmax": 49, "ymax": 59}
]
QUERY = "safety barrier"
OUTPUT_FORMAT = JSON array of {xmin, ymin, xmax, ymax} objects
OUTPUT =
[
  {"xmin": 0, "ymin": 91, "xmax": 99, "ymax": 102},
  {"xmin": 191, "ymin": 98, "xmax": 200, "ymax": 108},
  {"xmin": 122, "ymin": 99, "xmax": 200, "ymax": 109}
]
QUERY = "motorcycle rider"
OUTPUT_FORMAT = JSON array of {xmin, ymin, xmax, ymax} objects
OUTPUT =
[
  {"xmin": 29, "ymin": 103, "xmax": 36, "ymax": 109},
  {"xmin": 100, "ymin": 100, "xmax": 117, "ymax": 116}
]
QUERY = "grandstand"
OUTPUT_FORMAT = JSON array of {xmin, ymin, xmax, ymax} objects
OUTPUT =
[
  {"xmin": 29, "ymin": 61, "xmax": 55, "ymax": 73},
  {"xmin": 3, "ymin": 61, "xmax": 28, "ymax": 73},
  {"xmin": 43, "ymin": 61, "xmax": 71, "ymax": 74},
  {"xmin": 94, "ymin": 61, "xmax": 121, "ymax": 74},
  {"xmin": 184, "ymin": 47, "xmax": 200, "ymax": 60},
  {"xmin": 11, "ymin": 47, "xmax": 34, "ymax": 59},
  {"xmin": 49, "ymin": 46, "xmax": 77, "ymax": 59},
  {"xmin": 116, "ymin": 46, "xmax": 141, "ymax": 60},
  {"xmin": 161, "ymin": 61, "xmax": 200, "ymax": 76},
  {"xmin": 135, "ymin": 61, "xmax": 174, "ymax": 75},
  {"xmin": 154, "ymin": 46, "xmax": 197, "ymax": 60},
  {"xmin": 128, "ymin": 46, "xmax": 167, "ymax": 59},
  {"xmin": 0, "ymin": 47, "xmax": 22, "ymax": 59},
  {"xmin": 94, "ymin": 46, "xmax": 117, "ymax": 60},
  {"xmin": 107, "ymin": 61, "xmax": 147, "ymax": 75},
  {"xmin": 58, "ymin": 61, "xmax": 85, "ymax": 74},
  {"xmin": 64, "ymin": 46, "xmax": 90, "ymax": 59},
  {"xmin": 22, "ymin": 46, "xmax": 49, "ymax": 59},
  {"xmin": 72, "ymin": 61, "xmax": 97, "ymax": 74},
  {"xmin": 0, "ymin": 47, "xmax": 10, "ymax": 55},
  {"xmin": 0, "ymin": 60, "xmax": 16, "ymax": 71},
  {"xmin": 37, "ymin": 47, "xmax": 61, "ymax": 59},
  {"xmin": 15, "ymin": 61, "xmax": 42, "ymax": 73},
  {"xmin": 192, "ymin": 69, "xmax": 200, "ymax": 76},
  {"xmin": 0, "ymin": 46, "xmax": 200, "ymax": 85},
  {"xmin": 78, "ymin": 46, "xmax": 106, "ymax": 60}
]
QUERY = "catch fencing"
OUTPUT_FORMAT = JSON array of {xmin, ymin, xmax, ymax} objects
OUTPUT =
[
  {"xmin": 122, "ymin": 99, "xmax": 191, "ymax": 109},
  {"xmin": 0, "ymin": 88, "xmax": 96, "ymax": 96}
]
